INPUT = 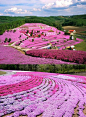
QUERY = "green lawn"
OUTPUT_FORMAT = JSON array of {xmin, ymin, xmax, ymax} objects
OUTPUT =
[
  {"xmin": 75, "ymin": 41, "xmax": 86, "ymax": 51},
  {"xmin": 0, "ymin": 71, "xmax": 6, "ymax": 75}
]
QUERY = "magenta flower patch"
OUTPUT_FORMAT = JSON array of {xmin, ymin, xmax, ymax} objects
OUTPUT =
[{"xmin": 26, "ymin": 49, "xmax": 86, "ymax": 64}]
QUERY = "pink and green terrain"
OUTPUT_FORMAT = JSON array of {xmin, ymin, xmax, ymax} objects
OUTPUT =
[
  {"xmin": 0, "ymin": 23, "xmax": 85, "ymax": 64},
  {"xmin": 0, "ymin": 23, "xmax": 83, "ymax": 49},
  {"xmin": 0, "ymin": 70, "xmax": 86, "ymax": 117}
]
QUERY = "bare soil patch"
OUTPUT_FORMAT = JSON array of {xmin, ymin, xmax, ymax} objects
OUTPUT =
[
  {"xmin": 10, "ymin": 46, "xmax": 26, "ymax": 55},
  {"xmin": 17, "ymin": 48, "xmax": 26, "ymax": 55},
  {"xmin": 83, "ymin": 105, "xmax": 86, "ymax": 115},
  {"xmin": 73, "ymin": 105, "xmax": 79, "ymax": 117}
]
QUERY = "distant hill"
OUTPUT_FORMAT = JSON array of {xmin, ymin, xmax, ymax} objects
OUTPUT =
[
  {"xmin": 62, "ymin": 14, "xmax": 86, "ymax": 26},
  {"xmin": 0, "ymin": 14, "xmax": 86, "ymax": 35},
  {"xmin": 0, "ymin": 16, "xmax": 63, "ymax": 35}
]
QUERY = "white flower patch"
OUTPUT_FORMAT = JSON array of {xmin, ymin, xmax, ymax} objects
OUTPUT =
[{"xmin": 49, "ymin": 74, "xmax": 76, "ymax": 80}]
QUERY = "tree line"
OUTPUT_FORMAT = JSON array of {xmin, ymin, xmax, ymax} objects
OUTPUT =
[
  {"xmin": 0, "ymin": 20, "xmax": 25, "ymax": 35},
  {"xmin": 0, "ymin": 64, "xmax": 86, "ymax": 74},
  {"xmin": 0, "ymin": 16, "xmax": 63, "ymax": 35},
  {"xmin": 62, "ymin": 14, "xmax": 86, "ymax": 26}
]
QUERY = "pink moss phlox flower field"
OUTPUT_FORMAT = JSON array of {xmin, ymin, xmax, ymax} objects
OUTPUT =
[
  {"xmin": 0, "ymin": 44, "xmax": 76, "ymax": 64},
  {"xmin": 26, "ymin": 49, "xmax": 86, "ymax": 64},
  {"xmin": 0, "ymin": 70, "xmax": 86, "ymax": 116},
  {"xmin": 0, "ymin": 23, "xmax": 84, "ymax": 64},
  {"xmin": 0, "ymin": 23, "xmax": 83, "ymax": 49},
  {"xmin": 0, "ymin": 30, "xmax": 27, "ymax": 43}
]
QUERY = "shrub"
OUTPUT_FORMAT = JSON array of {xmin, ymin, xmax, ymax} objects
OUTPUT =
[
  {"xmin": 7, "ymin": 30, "xmax": 9, "ymax": 32},
  {"xmin": 32, "ymin": 39, "xmax": 34, "ymax": 42},
  {"xmin": 30, "ymin": 30, "xmax": 33, "ymax": 36},
  {"xmin": 19, "ymin": 35, "xmax": 21, "ymax": 38},
  {"xmin": 26, "ymin": 30, "xmax": 29, "ymax": 34},
  {"xmin": 74, "ymin": 35, "xmax": 76, "ymax": 41},
  {"xmin": 64, "ymin": 30, "xmax": 69, "ymax": 35},
  {"xmin": 8, "ymin": 38, "xmax": 11, "ymax": 42},
  {"xmin": 37, "ymin": 30, "xmax": 40, "ymax": 33},
  {"xmin": 41, "ymin": 32, "xmax": 44, "ymax": 34},
  {"xmin": 38, "ymin": 35, "xmax": 41, "ymax": 37},
  {"xmin": 13, "ymin": 30, "xmax": 16, "ymax": 33},
  {"xmin": 4, "ymin": 38, "xmax": 8, "ymax": 43},
  {"xmin": 64, "ymin": 40, "xmax": 66, "ymax": 42}
]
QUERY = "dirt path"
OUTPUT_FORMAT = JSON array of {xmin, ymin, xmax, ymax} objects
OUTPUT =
[
  {"xmin": 3, "ymin": 113, "xmax": 42, "ymax": 117},
  {"xmin": 71, "ymin": 72, "xmax": 86, "ymax": 76}
]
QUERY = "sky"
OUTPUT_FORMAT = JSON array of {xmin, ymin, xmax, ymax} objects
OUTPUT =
[{"xmin": 0, "ymin": 0, "xmax": 86, "ymax": 16}]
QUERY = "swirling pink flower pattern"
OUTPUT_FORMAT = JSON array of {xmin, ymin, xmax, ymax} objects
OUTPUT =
[{"xmin": 0, "ymin": 70, "xmax": 86, "ymax": 117}]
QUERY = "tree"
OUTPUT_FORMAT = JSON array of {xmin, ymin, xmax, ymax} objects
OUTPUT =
[
  {"xmin": 32, "ymin": 39, "xmax": 34, "ymax": 42},
  {"xmin": 8, "ymin": 38, "xmax": 11, "ymax": 42},
  {"xmin": 4, "ymin": 38, "xmax": 8, "ymax": 43},
  {"xmin": 19, "ymin": 35, "xmax": 21, "ymax": 38},
  {"xmin": 13, "ymin": 30, "xmax": 16, "ymax": 33},
  {"xmin": 30, "ymin": 30, "xmax": 33, "ymax": 36},
  {"xmin": 64, "ymin": 30, "xmax": 69, "ymax": 35},
  {"xmin": 26, "ymin": 30, "xmax": 29, "ymax": 34},
  {"xmin": 38, "ymin": 34, "xmax": 41, "ymax": 37},
  {"xmin": 37, "ymin": 30, "xmax": 40, "ymax": 33}
]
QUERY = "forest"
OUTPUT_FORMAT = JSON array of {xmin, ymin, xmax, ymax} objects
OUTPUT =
[
  {"xmin": 0, "ymin": 14, "xmax": 86, "ymax": 35},
  {"xmin": 62, "ymin": 14, "xmax": 86, "ymax": 26}
]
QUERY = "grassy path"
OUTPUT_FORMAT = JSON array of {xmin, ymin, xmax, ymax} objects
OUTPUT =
[{"xmin": 0, "ymin": 71, "xmax": 6, "ymax": 75}]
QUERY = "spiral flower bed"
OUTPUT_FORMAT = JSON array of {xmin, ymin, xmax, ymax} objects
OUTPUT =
[{"xmin": 0, "ymin": 70, "xmax": 86, "ymax": 117}]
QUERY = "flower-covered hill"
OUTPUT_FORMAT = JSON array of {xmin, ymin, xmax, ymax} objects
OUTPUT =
[
  {"xmin": 0, "ymin": 70, "xmax": 86, "ymax": 117},
  {"xmin": 0, "ymin": 30, "xmax": 27, "ymax": 43},
  {"xmin": 0, "ymin": 23, "xmax": 83, "ymax": 50},
  {"xmin": 0, "ymin": 23, "xmax": 84, "ymax": 64}
]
